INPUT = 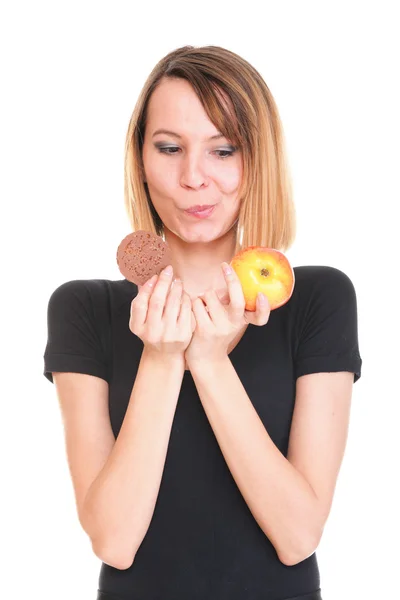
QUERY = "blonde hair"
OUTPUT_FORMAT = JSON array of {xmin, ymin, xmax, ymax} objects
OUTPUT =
[{"xmin": 124, "ymin": 45, "xmax": 296, "ymax": 256}]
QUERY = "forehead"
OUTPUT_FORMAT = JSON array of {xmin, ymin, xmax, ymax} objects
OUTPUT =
[{"xmin": 146, "ymin": 79, "xmax": 222, "ymax": 136}]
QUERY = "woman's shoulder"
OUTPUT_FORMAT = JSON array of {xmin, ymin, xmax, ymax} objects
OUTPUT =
[
  {"xmin": 47, "ymin": 277, "xmax": 138, "ymax": 307},
  {"xmin": 292, "ymin": 264, "xmax": 357, "ymax": 297},
  {"xmin": 287, "ymin": 265, "xmax": 359, "ymax": 318},
  {"xmin": 293, "ymin": 264, "xmax": 353, "ymax": 283}
]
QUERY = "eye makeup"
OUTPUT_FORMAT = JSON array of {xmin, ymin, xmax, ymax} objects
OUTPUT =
[{"xmin": 153, "ymin": 143, "xmax": 238, "ymax": 160}]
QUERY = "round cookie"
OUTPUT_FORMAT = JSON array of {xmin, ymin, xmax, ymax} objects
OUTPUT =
[{"xmin": 116, "ymin": 230, "xmax": 173, "ymax": 286}]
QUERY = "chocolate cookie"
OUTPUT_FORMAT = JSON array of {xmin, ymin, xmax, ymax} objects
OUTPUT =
[{"xmin": 116, "ymin": 230, "xmax": 172, "ymax": 286}]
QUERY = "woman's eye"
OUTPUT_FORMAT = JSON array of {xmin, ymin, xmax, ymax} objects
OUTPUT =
[
  {"xmin": 158, "ymin": 147, "xmax": 180, "ymax": 155},
  {"xmin": 215, "ymin": 149, "xmax": 235, "ymax": 159},
  {"xmin": 156, "ymin": 146, "xmax": 236, "ymax": 160}
]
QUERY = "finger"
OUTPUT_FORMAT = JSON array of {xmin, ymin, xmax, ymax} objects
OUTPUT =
[
  {"xmin": 191, "ymin": 296, "xmax": 211, "ymax": 329},
  {"xmin": 137, "ymin": 273, "xmax": 158, "ymax": 293},
  {"xmin": 191, "ymin": 310, "xmax": 197, "ymax": 333},
  {"xmin": 216, "ymin": 289, "xmax": 230, "ymax": 305},
  {"xmin": 203, "ymin": 289, "xmax": 226, "ymax": 324},
  {"xmin": 147, "ymin": 265, "xmax": 174, "ymax": 326},
  {"xmin": 198, "ymin": 287, "xmax": 230, "ymax": 306},
  {"xmin": 245, "ymin": 293, "xmax": 271, "ymax": 326},
  {"xmin": 255, "ymin": 292, "xmax": 271, "ymax": 324},
  {"xmin": 177, "ymin": 291, "xmax": 193, "ymax": 329},
  {"xmin": 130, "ymin": 274, "xmax": 158, "ymax": 328},
  {"xmin": 221, "ymin": 262, "xmax": 245, "ymax": 320},
  {"xmin": 137, "ymin": 272, "xmax": 159, "ymax": 293},
  {"xmin": 163, "ymin": 279, "xmax": 183, "ymax": 323},
  {"xmin": 181, "ymin": 294, "xmax": 198, "ymax": 333}
]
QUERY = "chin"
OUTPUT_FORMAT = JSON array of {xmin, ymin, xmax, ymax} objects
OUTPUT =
[
  {"xmin": 165, "ymin": 214, "xmax": 236, "ymax": 244},
  {"xmin": 178, "ymin": 226, "xmax": 225, "ymax": 245}
]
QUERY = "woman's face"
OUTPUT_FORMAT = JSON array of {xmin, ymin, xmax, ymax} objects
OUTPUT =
[{"xmin": 142, "ymin": 78, "xmax": 243, "ymax": 244}]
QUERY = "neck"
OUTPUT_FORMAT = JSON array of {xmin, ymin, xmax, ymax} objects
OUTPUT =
[{"xmin": 163, "ymin": 227, "xmax": 238, "ymax": 300}]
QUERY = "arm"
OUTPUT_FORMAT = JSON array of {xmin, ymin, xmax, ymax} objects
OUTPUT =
[
  {"xmin": 81, "ymin": 348, "xmax": 185, "ymax": 570},
  {"xmin": 188, "ymin": 356, "xmax": 353, "ymax": 566}
]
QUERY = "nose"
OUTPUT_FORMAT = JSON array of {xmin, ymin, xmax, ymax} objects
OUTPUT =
[{"xmin": 180, "ymin": 151, "xmax": 209, "ymax": 190}]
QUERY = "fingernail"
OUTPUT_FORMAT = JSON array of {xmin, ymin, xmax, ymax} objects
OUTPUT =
[
  {"xmin": 147, "ymin": 275, "xmax": 157, "ymax": 287},
  {"xmin": 222, "ymin": 262, "xmax": 232, "ymax": 275},
  {"xmin": 164, "ymin": 265, "xmax": 173, "ymax": 276},
  {"xmin": 257, "ymin": 292, "xmax": 267, "ymax": 305}
]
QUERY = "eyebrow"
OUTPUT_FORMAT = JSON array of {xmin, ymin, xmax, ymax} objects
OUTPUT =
[{"xmin": 152, "ymin": 129, "xmax": 225, "ymax": 142}]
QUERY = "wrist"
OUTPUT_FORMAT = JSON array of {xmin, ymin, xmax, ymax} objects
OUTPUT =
[
  {"xmin": 186, "ymin": 355, "xmax": 230, "ymax": 372},
  {"xmin": 142, "ymin": 347, "xmax": 185, "ymax": 369}
]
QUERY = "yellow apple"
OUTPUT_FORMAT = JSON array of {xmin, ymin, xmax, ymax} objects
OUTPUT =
[{"xmin": 230, "ymin": 246, "xmax": 295, "ymax": 312}]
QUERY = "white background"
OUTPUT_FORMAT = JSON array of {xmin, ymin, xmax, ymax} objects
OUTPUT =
[{"xmin": 1, "ymin": 2, "xmax": 399, "ymax": 599}]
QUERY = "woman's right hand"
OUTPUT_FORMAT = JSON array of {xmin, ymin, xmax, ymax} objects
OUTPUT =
[{"xmin": 129, "ymin": 265, "xmax": 194, "ymax": 358}]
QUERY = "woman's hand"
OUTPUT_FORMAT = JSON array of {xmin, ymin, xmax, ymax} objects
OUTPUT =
[
  {"xmin": 130, "ymin": 266, "xmax": 194, "ymax": 361},
  {"xmin": 185, "ymin": 262, "xmax": 271, "ymax": 365}
]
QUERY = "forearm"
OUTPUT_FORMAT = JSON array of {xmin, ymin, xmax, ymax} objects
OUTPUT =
[
  {"xmin": 82, "ymin": 348, "xmax": 185, "ymax": 569},
  {"xmin": 188, "ymin": 356, "xmax": 320, "ymax": 566}
]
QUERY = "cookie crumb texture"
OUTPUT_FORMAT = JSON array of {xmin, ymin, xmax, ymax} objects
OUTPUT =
[{"xmin": 116, "ymin": 230, "xmax": 172, "ymax": 285}]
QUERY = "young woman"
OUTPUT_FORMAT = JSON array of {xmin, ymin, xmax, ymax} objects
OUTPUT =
[{"xmin": 43, "ymin": 45, "xmax": 362, "ymax": 600}]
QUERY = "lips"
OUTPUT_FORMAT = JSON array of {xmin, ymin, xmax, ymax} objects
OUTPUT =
[
  {"xmin": 184, "ymin": 204, "xmax": 215, "ymax": 213},
  {"xmin": 184, "ymin": 205, "xmax": 216, "ymax": 219}
]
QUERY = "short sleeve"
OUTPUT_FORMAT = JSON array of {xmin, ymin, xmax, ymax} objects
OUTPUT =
[
  {"xmin": 43, "ymin": 280, "xmax": 110, "ymax": 384},
  {"xmin": 294, "ymin": 267, "xmax": 362, "ymax": 383}
]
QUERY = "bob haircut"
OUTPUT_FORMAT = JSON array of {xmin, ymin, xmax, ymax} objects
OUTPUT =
[{"xmin": 124, "ymin": 45, "xmax": 296, "ymax": 256}]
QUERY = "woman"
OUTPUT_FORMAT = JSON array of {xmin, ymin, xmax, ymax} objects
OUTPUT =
[{"xmin": 43, "ymin": 45, "xmax": 362, "ymax": 600}]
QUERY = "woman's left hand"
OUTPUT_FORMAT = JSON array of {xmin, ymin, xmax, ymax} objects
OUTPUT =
[{"xmin": 184, "ymin": 262, "xmax": 271, "ymax": 365}]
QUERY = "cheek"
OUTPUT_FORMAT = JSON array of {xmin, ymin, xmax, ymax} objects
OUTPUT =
[
  {"xmin": 212, "ymin": 156, "xmax": 243, "ymax": 192},
  {"xmin": 215, "ymin": 166, "xmax": 242, "ymax": 194},
  {"xmin": 146, "ymin": 159, "xmax": 176, "ymax": 191},
  {"xmin": 143, "ymin": 146, "xmax": 174, "ymax": 188}
]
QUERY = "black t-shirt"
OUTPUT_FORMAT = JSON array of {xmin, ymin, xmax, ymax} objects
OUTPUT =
[{"xmin": 43, "ymin": 265, "xmax": 362, "ymax": 600}]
